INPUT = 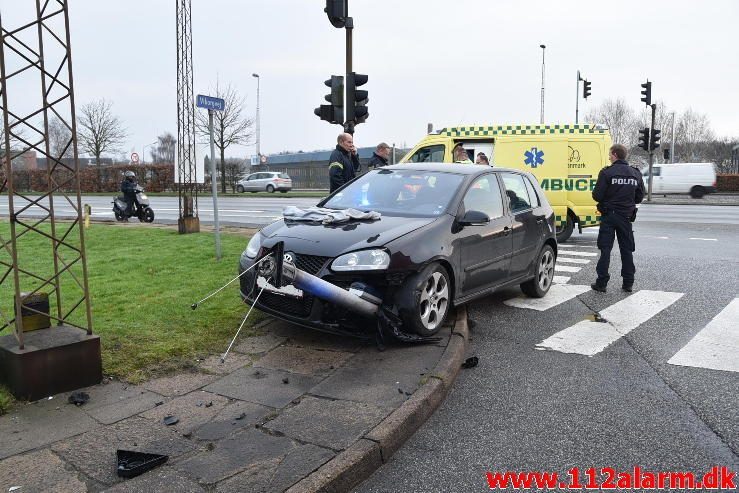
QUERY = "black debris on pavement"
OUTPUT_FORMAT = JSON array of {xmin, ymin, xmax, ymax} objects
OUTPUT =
[
  {"xmin": 68, "ymin": 391, "xmax": 90, "ymax": 406},
  {"xmin": 163, "ymin": 415, "xmax": 179, "ymax": 426},
  {"xmin": 155, "ymin": 401, "xmax": 164, "ymax": 406},
  {"xmin": 205, "ymin": 401, "xmax": 213, "ymax": 407},
  {"xmin": 116, "ymin": 449, "xmax": 169, "ymax": 479},
  {"xmin": 282, "ymin": 377, "xmax": 289, "ymax": 384},
  {"xmin": 236, "ymin": 412, "xmax": 247, "ymax": 420},
  {"xmin": 461, "ymin": 356, "xmax": 479, "ymax": 369}
]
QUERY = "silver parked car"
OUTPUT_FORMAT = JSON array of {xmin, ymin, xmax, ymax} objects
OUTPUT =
[{"xmin": 236, "ymin": 172, "xmax": 292, "ymax": 193}]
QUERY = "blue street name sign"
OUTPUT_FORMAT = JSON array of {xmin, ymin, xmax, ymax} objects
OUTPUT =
[{"xmin": 196, "ymin": 94, "xmax": 225, "ymax": 111}]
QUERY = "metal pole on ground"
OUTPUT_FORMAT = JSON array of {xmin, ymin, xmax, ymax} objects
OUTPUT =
[{"xmin": 209, "ymin": 109, "xmax": 221, "ymax": 260}]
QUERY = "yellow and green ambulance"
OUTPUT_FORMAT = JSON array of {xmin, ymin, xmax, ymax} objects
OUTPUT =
[{"xmin": 400, "ymin": 123, "xmax": 612, "ymax": 242}]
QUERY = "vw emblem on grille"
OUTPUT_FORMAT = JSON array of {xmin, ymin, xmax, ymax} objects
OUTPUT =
[{"xmin": 283, "ymin": 252, "xmax": 295, "ymax": 264}]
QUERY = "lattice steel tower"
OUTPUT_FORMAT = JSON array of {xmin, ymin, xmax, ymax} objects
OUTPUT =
[
  {"xmin": 0, "ymin": 0, "xmax": 93, "ymax": 342},
  {"xmin": 176, "ymin": 0, "xmax": 199, "ymax": 233}
]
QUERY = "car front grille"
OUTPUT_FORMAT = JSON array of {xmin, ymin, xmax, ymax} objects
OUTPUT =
[
  {"xmin": 259, "ymin": 290, "xmax": 315, "ymax": 317},
  {"xmin": 259, "ymin": 253, "xmax": 329, "ymax": 317},
  {"xmin": 294, "ymin": 254, "xmax": 330, "ymax": 275}
]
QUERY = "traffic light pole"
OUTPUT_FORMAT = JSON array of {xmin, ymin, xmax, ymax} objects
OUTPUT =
[
  {"xmin": 646, "ymin": 103, "xmax": 656, "ymax": 202},
  {"xmin": 344, "ymin": 16, "xmax": 354, "ymax": 135},
  {"xmin": 575, "ymin": 70, "xmax": 580, "ymax": 124}
]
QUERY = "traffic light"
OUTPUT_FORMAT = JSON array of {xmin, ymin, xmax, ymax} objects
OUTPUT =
[
  {"xmin": 650, "ymin": 128, "xmax": 661, "ymax": 151},
  {"xmin": 314, "ymin": 75, "xmax": 344, "ymax": 125},
  {"xmin": 663, "ymin": 148, "xmax": 670, "ymax": 160},
  {"xmin": 582, "ymin": 80, "xmax": 592, "ymax": 99},
  {"xmin": 324, "ymin": 0, "xmax": 347, "ymax": 28},
  {"xmin": 640, "ymin": 80, "xmax": 652, "ymax": 106},
  {"xmin": 346, "ymin": 72, "xmax": 369, "ymax": 125},
  {"xmin": 638, "ymin": 127, "xmax": 650, "ymax": 151}
]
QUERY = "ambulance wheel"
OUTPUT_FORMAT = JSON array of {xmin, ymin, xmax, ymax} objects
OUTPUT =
[
  {"xmin": 556, "ymin": 214, "xmax": 574, "ymax": 243},
  {"xmin": 690, "ymin": 186, "xmax": 705, "ymax": 199},
  {"xmin": 521, "ymin": 245, "xmax": 555, "ymax": 298}
]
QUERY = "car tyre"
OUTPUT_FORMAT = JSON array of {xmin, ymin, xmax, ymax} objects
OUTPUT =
[
  {"xmin": 556, "ymin": 213, "xmax": 574, "ymax": 243},
  {"xmin": 266, "ymin": 184, "xmax": 275, "ymax": 193},
  {"xmin": 521, "ymin": 244, "xmax": 555, "ymax": 298},
  {"xmin": 690, "ymin": 186, "xmax": 705, "ymax": 199},
  {"xmin": 236, "ymin": 185, "xmax": 244, "ymax": 193},
  {"xmin": 396, "ymin": 263, "xmax": 451, "ymax": 337}
]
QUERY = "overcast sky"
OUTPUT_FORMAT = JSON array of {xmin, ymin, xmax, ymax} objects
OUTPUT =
[{"xmin": 2, "ymin": 0, "xmax": 738, "ymax": 160}]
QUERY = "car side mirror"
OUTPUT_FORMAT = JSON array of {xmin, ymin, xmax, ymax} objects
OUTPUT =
[{"xmin": 459, "ymin": 210, "xmax": 490, "ymax": 226}]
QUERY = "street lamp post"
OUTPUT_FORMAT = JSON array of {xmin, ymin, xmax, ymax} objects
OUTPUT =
[
  {"xmin": 252, "ymin": 73, "xmax": 260, "ymax": 158},
  {"xmin": 539, "ymin": 44, "xmax": 546, "ymax": 124},
  {"xmin": 142, "ymin": 141, "xmax": 158, "ymax": 165}
]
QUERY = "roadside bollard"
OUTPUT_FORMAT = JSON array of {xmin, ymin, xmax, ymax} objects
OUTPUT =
[{"xmin": 84, "ymin": 204, "xmax": 91, "ymax": 229}]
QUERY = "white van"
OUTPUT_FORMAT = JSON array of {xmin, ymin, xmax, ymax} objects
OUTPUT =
[{"xmin": 642, "ymin": 163, "xmax": 717, "ymax": 198}]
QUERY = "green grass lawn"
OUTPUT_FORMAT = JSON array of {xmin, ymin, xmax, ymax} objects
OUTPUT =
[{"xmin": 0, "ymin": 222, "xmax": 262, "ymax": 411}]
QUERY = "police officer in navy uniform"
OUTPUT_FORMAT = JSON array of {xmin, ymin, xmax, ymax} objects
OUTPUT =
[
  {"xmin": 328, "ymin": 133, "xmax": 361, "ymax": 193},
  {"xmin": 591, "ymin": 144, "xmax": 646, "ymax": 293}
]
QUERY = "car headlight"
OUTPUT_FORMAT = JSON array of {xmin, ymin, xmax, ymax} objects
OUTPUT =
[
  {"xmin": 244, "ymin": 233, "xmax": 262, "ymax": 259},
  {"xmin": 331, "ymin": 249, "xmax": 390, "ymax": 271}
]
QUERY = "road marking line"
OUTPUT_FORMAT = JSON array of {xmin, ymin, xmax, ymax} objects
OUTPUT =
[
  {"xmin": 555, "ymin": 265, "xmax": 581, "ymax": 273},
  {"xmin": 553, "ymin": 276, "xmax": 570, "ymax": 284},
  {"xmin": 505, "ymin": 284, "xmax": 590, "ymax": 311},
  {"xmin": 536, "ymin": 290, "xmax": 684, "ymax": 356},
  {"xmin": 555, "ymin": 250, "xmax": 598, "ymax": 257},
  {"xmin": 557, "ymin": 244, "xmax": 596, "ymax": 249},
  {"xmin": 556, "ymin": 257, "xmax": 590, "ymax": 264},
  {"xmin": 667, "ymin": 298, "xmax": 739, "ymax": 373},
  {"xmin": 689, "ymin": 237, "xmax": 718, "ymax": 241}
]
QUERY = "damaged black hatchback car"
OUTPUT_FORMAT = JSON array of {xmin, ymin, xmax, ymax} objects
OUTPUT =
[{"xmin": 239, "ymin": 163, "xmax": 557, "ymax": 338}]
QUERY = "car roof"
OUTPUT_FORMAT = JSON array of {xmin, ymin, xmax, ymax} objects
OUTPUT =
[{"xmin": 383, "ymin": 162, "xmax": 525, "ymax": 176}]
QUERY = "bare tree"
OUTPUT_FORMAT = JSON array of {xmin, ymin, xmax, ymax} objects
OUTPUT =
[
  {"xmin": 151, "ymin": 132, "xmax": 176, "ymax": 164},
  {"xmin": 48, "ymin": 116, "xmax": 72, "ymax": 160},
  {"xmin": 675, "ymin": 108, "xmax": 714, "ymax": 161},
  {"xmin": 223, "ymin": 158, "xmax": 248, "ymax": 193},
  {"xmin": 195, "ymin": 83, "xmax": 254, "ymax": 193},
  {"xmin": 583, "ymin": 98, "xmax": 638, "ymax": 147},
  {"xmin": 77, "ymin": 99, "xmax": 127, "ymax": 180}
]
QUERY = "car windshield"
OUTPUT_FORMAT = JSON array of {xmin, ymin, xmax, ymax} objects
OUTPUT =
[{"xmin": 323, "ymin": 169, "xmax": 465, "ymax": 217}]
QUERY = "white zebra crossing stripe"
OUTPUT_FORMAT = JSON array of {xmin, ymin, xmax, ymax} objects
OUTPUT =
[
  {"xmin": 558, "ymin": 244, "xmax": 595, "ymax": 248},
  {"xmin": 553, "ymin": 276, "xmax": 570, "ymax": 284},
  {"xmin": 505, "ymin": 284, "xmax": 590, "ymax": 311},
  {"xmin": 536, "ymin": 290, "xmax": 684, "ymax": 356},
  {"xmin": 556, "ymin": 257, "xmax": 590, "ymax": 264},
  {"xmin": 556, "ymin": 250, "xmax": 598, "ymax": 257},
  {"xmin": 555, "ymin": 265, "xmax": 581, "ymax": 273},
  {"xmin": 667, "ymin": 298, "xmax": 739, "ymax": 373}
]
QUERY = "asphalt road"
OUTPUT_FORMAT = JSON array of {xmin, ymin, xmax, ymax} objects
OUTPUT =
[
  {"xmin": 0, "ymin": 194, "xmax": 321, "ymax": 228},
  {"xmin": 1, "ymin": 195, "xmax": 737, "ymax": 230},
  {"xmin": 357, "ymin": 215, "xmax": 739, "ymax": 492}
]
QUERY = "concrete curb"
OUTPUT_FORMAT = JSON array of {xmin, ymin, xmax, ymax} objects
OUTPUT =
[{"xmin": 286, "ymin": 307, "xmax": 470, "ymax": 493}]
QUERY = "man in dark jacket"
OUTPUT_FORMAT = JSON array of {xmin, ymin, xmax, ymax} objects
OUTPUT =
[
  {"xmin": 368, "ymin": 142, "xmax": 391, "ymax": 169},
  {"xmin": 120, "ymin": 170, "xmax": 138, "ymax": 216},
  {"xmin": 591, "ymin": 144, "xmax": 646, "ymax": 293},
  {"xmin": 329, "ymin": 133, "xmax": 360, "ymax": 192}
]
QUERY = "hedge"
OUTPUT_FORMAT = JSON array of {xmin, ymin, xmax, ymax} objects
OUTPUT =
[
  {"xmin": 716, "ymin": 174, "xmax": 739, "ymax": 192},
  {"xmin": 1, "ymin": 164, "xmax": 175, "ymax": 193}
]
